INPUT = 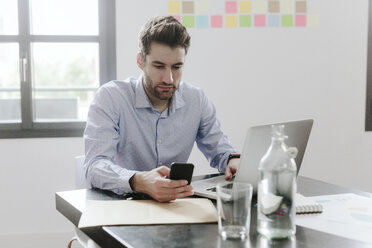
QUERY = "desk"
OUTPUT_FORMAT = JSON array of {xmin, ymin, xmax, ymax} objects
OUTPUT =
[{"xmin": 56, "ymin": 176, "xmax": 372, "ymax": 248}]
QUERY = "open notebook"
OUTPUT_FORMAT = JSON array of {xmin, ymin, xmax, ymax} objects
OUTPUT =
[
  {"xmin": 260, "ymin": 193, "xmax": 323, "ymax": 215},
  {"xmin": 296, "ymin": 193, "xmax": 323, "ymax": 214}
]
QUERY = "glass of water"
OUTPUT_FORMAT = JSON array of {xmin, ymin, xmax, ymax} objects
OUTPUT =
[{"xmin": 217, "ymin": 182, "xmax": 253, "ymax": 240}]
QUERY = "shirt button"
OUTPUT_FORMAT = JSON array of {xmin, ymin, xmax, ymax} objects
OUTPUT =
[
  {"xmin": 158, "ymin": 139, "xmax": 162, "ymax": 144},
  {"xmin": 159, "ymin": 162, "xmax": 163, "ymax": 166}
]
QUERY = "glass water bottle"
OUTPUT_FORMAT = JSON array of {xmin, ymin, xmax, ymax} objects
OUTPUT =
[{"xmin": 257, "ymin": 125, "xmax": 298, "ymax": 239}]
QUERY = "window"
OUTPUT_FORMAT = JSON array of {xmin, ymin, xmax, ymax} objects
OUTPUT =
[{"xmin": 0, "ymin": 0, "xmax": 116, "ymax": 138}]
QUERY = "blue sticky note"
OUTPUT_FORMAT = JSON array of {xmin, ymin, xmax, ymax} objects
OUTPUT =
[
  {"xmin": 196, "ymin": 15, "xmax": 209, "ymax": 28},
  {"xmin": 267, "ymin": 14, "xmax": 280, "ymax": 27}
]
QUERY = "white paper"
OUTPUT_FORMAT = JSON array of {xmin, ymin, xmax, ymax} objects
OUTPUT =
[{"xmin": 296, "ymin": 193, "xmax": 372, "ymax": 244}]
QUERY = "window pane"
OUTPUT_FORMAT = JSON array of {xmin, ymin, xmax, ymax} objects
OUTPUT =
[
  {"xmin": 0, "ymin": 43, "xmax": 20, "ymax": 122},
  {"xmin": 32, "ymin": 43, "xmax": 99, "ymax": 87},
  {"xmin": 0, "ymin": 0, "xmax": 18, "ymax": 35},
  {"xmin": 33, "ymin": 90, "xmax": 96, "ymax": 121},
  {"xmin": 30, "ymin": 0, "xmax": 98, "ymax": 35},
  {"xmin": 32, "ymin": 43, "xmax": 99, "ymax": 121}
]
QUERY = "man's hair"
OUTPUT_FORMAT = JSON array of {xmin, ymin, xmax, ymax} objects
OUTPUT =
[{"xmin": 139, "ymin": 16, "xmax": 191, "ymax": 59}]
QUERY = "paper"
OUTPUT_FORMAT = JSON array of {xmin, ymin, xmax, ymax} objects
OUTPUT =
[
  {"xmin": 295, "ymin": 14, "xmax": 307, "ymax": 27},
  {"xmin": 225, "ymin": 15, "xmax": 238, "ymax": 28},
  {"xmin": 225, "ymin": 1, "xmax": 237, "ymax": 14},
  {"xmin": 296, "ymin": 193, "xmax": 372, "ymax": 244},
  {"xmin": 168, "ymin": 1, "xmax": 181, "ymax": 14},
  {"xmin": 254, "ymin": 14, "xmax": 266, "ymax": 27},
  {"xmin": 211, "ymin": 15, "xmax": 223, "ymax": 28},
  {"xmin": 79, "ymin": 198, "xmax": 217, "ymax": 228}
]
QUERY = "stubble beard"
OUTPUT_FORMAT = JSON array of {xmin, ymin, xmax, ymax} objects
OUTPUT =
[{"xmin": 144, "ymin": 75, "xmax": 177, "ymax": 101}]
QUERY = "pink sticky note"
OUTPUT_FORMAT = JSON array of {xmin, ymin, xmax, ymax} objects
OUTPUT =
[
  {"xmin": 254, "ymin": 14, "xmax": 266, "ymax": 27},
  {"xmin": 211, "ymin": 15, "xmax": 223, "ymax": 28},
  {"xmin": 225, "ymin": 1, "xmax": 237, "ymax": 14},
  {"xmin": 173, "ymin": 15, "xmax": 181, "ymax": 22},
  {"xmin": 295, "ymin": 14, "xmax": 306, "ymax": 27}
]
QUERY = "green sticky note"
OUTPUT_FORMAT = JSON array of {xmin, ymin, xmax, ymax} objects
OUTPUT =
[
  {"xmin": 282, "ymin": 15, "xmax": 293, "ymax": 27},
  {"xmin": 240, "ymin": 15, "xmax": 252, "ymax": 27},
  {"xmin": 182, "ymin": 16, "xmax": 195, "ymax": 28}
]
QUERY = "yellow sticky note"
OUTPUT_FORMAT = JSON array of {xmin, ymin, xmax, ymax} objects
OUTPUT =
[
  {"xmin": 307, "ymin": 14, "xmax": 319, "ymax": 27},
  {"xmin": 239, "ymin": 1, "xmax": 251, "ymax": 13},
  {"xmin": 168, "ymin": 1, "xmax": 181, "ymax": 14},
  {"xmin": 225, "ymin": 15, "xmax": 238, "ymax": 28}
]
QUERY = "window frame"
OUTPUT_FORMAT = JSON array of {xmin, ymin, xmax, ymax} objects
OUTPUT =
[
  {"xmin": 366, "ymin": 1, "xmax": 372, "ymax": 131},
  {"xmin": 0, "ymin": 0, "xmax": 116, "ymax": 138}
]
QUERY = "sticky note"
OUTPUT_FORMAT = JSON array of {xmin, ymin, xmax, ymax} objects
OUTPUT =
[
  {"xmin": 225, "ymin": 15, "xmax": 238, "ymax": 28},
  {"xmin": 307, "ymin": 14, "xmax": 319, "ymax": 27},
  {"xmin": 209, "ymin": 1, "xmax": 225, "ymax": 15},
  {"xmin": 239, "ymin": 1, "xmax": 251, "ymax": 13},
  {"xmin": 295, "ymin": 14, "xmax": 306, "ymax": 27},
  {"xmin": 267, "ymin": 14, "xmax": 280, "ymax": 27},
  {"xmin": 196, "ymin": 15, "xmax": 209, "ymax": 28},
  {"xmin": 296, "ymin": 1, "xmax": 307, "ymax": 13},
  {"xmin": 211, "ymin": 15, "xmax": 223, "ymax": 28},
  {"xmin": 195, "ymin": 0, "xmax": 209, "ymax": 14},
  {"xmin": 182, "ymin": 16, "xmax": 195, "ymax": 28},
  {"xmin": 254, "ymin": 14, "xmax": 266, "ymax": 27},
  {"xmin": 182, "ymin": 1, "xmax": 194, "ymax": 14},
  {"xmin": 173, "ymin": 15, "xmax": 181, "ymax": 22},
  {"xmin": 253, "ymin": 0, "xmax": 266, "ymax": 14},
  {"xmin": 282, "ymin": 14, "xmax": 293, "ymax": 27},
  {"xmin": 168, "ymin": 1, "xmax": 181, "ymax": 14},
  {"xmin": 239, "ymin": 15, "xmax": 252, "ymax": 27},
  {"xmin": 281, "ymin": 0, "xmax": 293, "ymax": 13},
  {"xmin": 268, "ymin": 1, "xmax": 280, "ymax": 13},
  {"xmin": 225, "ymin": 1, "xmax": 237, "ymax": 14}
]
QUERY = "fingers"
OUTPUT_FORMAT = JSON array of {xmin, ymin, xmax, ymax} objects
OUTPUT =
[
  {"xmin": 155, "ymin": 186, "xmax": 194, "ymax": 202},
  {"xmin": 225, "ymin": 162, "xmax": 238, "ymax": 180},
  {"xmin": 156, "ymin": 166, "xmax": 171, "ymax": 177},
  {"xmin": 225, "ymin": 168, "xmax": 233, "ymax": 180},
  {"xmin": 151, "ymin": 178, "xmax": 194, "ymax": 202}
]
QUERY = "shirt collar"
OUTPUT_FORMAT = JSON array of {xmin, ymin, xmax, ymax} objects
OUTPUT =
[
  {"xmin": 134, "ymin": 74, "xmax": 186, "ymax": 113},
  {"xmin": 134, "ymin": 75, "xmax": 152, "ymax": 109}
]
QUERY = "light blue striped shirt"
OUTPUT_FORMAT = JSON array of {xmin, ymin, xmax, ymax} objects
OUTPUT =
[{"xmin": 84, "ymin": 75, "xmax": 236, "ymax": 195}]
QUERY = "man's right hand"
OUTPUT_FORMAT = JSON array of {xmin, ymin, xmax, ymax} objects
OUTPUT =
[{"xmin": 129, "ymin": 166, "xmax": 194, "ymax": 202}]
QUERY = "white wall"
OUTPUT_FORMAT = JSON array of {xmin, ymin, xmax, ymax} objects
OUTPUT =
[
  {"xmin": 116, "ymin": 0, "xmax": 372, "ymax": 192},
  {"xmin": 0, "ymin": 138, "xmax": 84, "ymax": 247},
  {"xmin": 0, "ymin": 0, "xmax": 371, "ymax": 247}
]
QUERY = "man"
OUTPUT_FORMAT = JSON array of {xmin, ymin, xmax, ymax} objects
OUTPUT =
[{"xmin": 84, "ymin": 16, "xmax": 240, "ymax": 202}]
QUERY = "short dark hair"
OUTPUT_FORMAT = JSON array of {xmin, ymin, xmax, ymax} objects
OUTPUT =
[{"xmin": 138, "ymin": 16, "xmax": 191, "ymax": 59}]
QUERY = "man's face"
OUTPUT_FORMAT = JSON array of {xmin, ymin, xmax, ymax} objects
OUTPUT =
[{"xmin": 137, "ymin": 42, "xmax": 185, "ymax": 102}]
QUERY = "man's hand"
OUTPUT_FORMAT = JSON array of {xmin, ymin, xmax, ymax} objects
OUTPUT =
[
  {"xmin": 225, "ymin": 158, "xmax": 240, "ymax": 181},
  {"xmin": 130, "ymin": 166, "xmax": 194, "ymax": 202}
]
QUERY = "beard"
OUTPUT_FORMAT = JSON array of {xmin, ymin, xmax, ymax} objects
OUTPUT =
[{"xmin": 143, "ymin": 74, "xmax": 178, "ymax": 101}]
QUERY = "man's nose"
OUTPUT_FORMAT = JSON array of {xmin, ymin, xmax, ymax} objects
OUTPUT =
[{"xmin": 162, "ymin": 68, "xmax": 174, "ymax": 84}]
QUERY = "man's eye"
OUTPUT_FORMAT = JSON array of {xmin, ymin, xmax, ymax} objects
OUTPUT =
[
  {"xmin": 173, "ymin": 66, "xmax": 181, "ymax": 70},
  {"xmin": 154, "ymin": 65, "xmax": 164, "ymax": 69}
]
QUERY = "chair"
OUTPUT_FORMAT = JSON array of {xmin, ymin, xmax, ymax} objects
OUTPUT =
[{"xmin": 67, "ymin": 155, "xmax": 101, "ymax": 248}]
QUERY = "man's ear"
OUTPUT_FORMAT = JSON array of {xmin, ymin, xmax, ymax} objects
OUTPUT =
[{"xmin": 136, "ymin": 52, "xmax": 144, "ymax": 70}]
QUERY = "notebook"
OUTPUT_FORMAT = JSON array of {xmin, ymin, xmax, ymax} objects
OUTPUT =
[
  {"xmin": 295, "ymin": 193, "xmax": 323, "ymax": 214},
  {"xmin": 191, "ymin": 119, "xmax": 314, "ymax": 199}
]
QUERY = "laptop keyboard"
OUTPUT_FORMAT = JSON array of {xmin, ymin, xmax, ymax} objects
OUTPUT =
[{"xmin": 206, "ymin": 181, "xmax": 234, "ymax": 192}]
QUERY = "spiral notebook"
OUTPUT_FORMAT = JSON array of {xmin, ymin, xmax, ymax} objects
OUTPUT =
[{"xmin": 296, "ymin": 193, "xmax": 323, "ymax": 214}]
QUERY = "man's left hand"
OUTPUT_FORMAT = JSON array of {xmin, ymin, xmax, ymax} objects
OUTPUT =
[{"xmin": 225, "ymin": 158, "xmax": 240, "ymax": 180}]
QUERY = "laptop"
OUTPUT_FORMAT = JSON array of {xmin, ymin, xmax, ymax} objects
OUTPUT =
[{"xmin": 191, "ymin": 119, "xmax": 314, "ymax": 199}]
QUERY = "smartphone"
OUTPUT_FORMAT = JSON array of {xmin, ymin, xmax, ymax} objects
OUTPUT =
[{"xmin": 169, "ymin": 162, "xmax": 194, "ymax": 185}]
